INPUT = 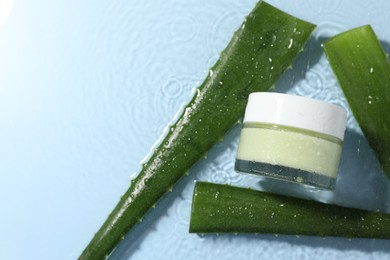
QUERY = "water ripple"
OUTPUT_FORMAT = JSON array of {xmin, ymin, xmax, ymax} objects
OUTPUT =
[
  {"xmin": 207, "ymin": 10, "xmax": 244, "ymax": 54},
  {"xmin": 314, "ymin": 19, "xmax": 350, "ymax": 38},
  {"xmin": 173, "ymin": 197, "xmax": 192, "ymax": 224},
  {"xmin": 144, "ymin": 61, "xmax": 174, "ymax": 89},
  {"xmin": 306, "ymin": 0, "xmax": 342, "ymax": 16},
  {"xmin": 161, "ymin": 77, "xmax": 184, "ymax": 99},
  {"xmin": 130, "ymin": 93, "xmax": 162, "ymax": 141},
  {"xmin": 170, "ymin": 16, "xmax": 197, "ymax": 43},
  {"xmin": 294, "ymin": 69, "xmax": 324, "ymax": 98}
]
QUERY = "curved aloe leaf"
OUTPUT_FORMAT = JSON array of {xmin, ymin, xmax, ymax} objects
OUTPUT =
[
  {"xmin": 79, "ymin": 2, "xmax": 315, "ymax": 259},
  {"xmin": 324, "ymin": 25, "xmax": 390, "ymax": 178}
]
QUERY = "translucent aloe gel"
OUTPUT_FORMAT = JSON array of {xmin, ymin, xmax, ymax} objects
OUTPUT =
[{"xmin": 235, "ymin": 93, "xmax": 347, "ymax": 190}]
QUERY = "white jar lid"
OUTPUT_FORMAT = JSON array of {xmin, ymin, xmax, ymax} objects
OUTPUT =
[{"xmin": 244, "ymin": 92, "xmax": 347, "ymax": 140}]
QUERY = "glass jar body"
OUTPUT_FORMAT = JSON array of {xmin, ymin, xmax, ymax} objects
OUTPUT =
[{"xmin": 235, "ymin": 123, "xmax": 343, "ymax": 190}]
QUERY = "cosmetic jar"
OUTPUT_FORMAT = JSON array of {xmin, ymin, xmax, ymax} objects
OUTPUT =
[{"xmin": 235, "ymin": 92, "xmax": 347, "ymax": 190}]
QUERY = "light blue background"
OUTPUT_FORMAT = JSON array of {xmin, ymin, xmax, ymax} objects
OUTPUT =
[{"xmin": 1, "ymin": 0, "xmax": 390, "ymax": 259}]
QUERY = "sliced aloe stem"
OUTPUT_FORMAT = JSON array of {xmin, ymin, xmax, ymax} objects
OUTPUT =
[
  {"xmin": 190, "ymin": 182, "xmax": 390, "ymax": 238},
  {"xmin": 323, "ymin": 25, "xmax": 390, "ymax": 178},
  {"xmin": 79, "ymin": 2, "xmax": 315, "ymax": 259}
]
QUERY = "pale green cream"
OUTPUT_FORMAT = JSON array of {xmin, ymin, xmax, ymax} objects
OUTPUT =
[{"xmin": 236, "ymin": 123, "xmax": 342, "ymax": 178}]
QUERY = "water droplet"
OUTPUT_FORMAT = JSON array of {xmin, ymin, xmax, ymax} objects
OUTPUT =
[
  {"xmin": 288, "ymin": 38, "xmax": 293, "ymax": 49},
  {"xmin": 271, "ymin": 34, "xmax": 276, "ymax": 44}
]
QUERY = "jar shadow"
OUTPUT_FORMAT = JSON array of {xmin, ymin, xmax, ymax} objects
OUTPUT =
[{"xmin": 274, "ymin": 36, "xmax": 324, "ymax": 93}]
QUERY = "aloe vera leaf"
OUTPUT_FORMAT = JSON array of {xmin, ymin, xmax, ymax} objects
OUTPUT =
[
  {"xmin": 190, "ymin": 182, "xmax": 390, "ymax": 238},
  {"xmin": 79, "ymin": 2, "xmax": 315, "ymax": 259},
  {"xmin": 323, "ymin": 25, "xmax": 390, "ymax": 178}
]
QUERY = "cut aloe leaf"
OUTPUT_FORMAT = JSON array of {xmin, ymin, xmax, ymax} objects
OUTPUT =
[
  {"xmin": 190, "ymin": 182, "xmax": 390, "ymax": 238},
  {"xmin": 323, "ymin": 25, "xmax": 390, "ymax": 178},
  {"xmin": 79, "ymin": 2, "xmax": 315, "ymax": 259}
]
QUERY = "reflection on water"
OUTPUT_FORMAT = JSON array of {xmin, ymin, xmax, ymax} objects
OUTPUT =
[{"xmin": 0, "ymin": 0, "xmax": 14, "ymax": 26}]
